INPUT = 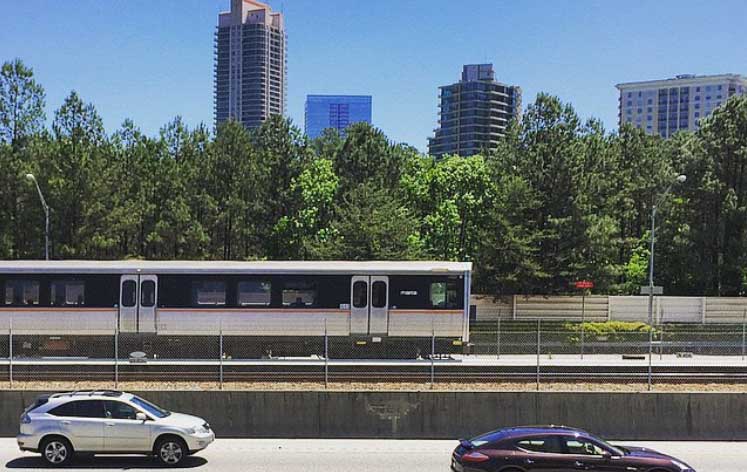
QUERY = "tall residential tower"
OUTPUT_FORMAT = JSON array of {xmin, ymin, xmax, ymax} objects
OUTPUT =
[
  {"xmin": 305, "ymin": 95, "xmax": 373, "ymax": 139},
  {"xmin": 616, "ymin": 74, "xmax": 747, "ymax": 137},
  {"xmin": 428, "ymin": 64, "xmax": 521, "ymax": 158},
  {"xmin": 214, "ymin": 0, "xmax": 287, "ymax": 130}
]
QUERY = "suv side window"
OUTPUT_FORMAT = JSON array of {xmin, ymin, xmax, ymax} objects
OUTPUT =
[
  {"xmin": 104, "ymin": 400, "xmax": 139, "ymax": 420},
  {"xmin": 49, "ymin": 400, "xmax": 106, "ymax": 418},
  {"xmin": 49, "ymin": 402, "xmax": 77, "ymax": 417},
  {"xmin": 75, "ymin": 400, "xmax": 106, "ymax": 418}
]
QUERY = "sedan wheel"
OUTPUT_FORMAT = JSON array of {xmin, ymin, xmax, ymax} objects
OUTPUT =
[{"xmin": 157, "ymin": 438, "xmax": 186, "ymax": 466}]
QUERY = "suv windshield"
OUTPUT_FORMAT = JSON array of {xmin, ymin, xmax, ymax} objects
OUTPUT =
[{"xmin": 130, "ymin": 396, "xmax": 170, "ymax": 418}]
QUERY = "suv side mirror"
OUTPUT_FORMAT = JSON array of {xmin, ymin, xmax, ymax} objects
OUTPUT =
[{"xmin": 136, "ymin": 412, "xmax": 148, "ymax": 421}]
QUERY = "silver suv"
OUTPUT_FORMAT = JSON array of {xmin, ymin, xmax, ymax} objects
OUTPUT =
[{"xmin": 17, "ymin": 390, "xmax": 214, "ymax": 467}]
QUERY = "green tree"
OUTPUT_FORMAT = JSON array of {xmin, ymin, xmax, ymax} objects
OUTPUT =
[
  {"xmin": 0, "ymin": 59, "xmax": 46, "ymax": 147},
  {"xmin": 318, "ymin": 184, "xmax": 422, "ymax": 260}
]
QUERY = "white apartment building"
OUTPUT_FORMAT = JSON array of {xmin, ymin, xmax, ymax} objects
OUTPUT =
[{"xmin": 616, "ymin": 74, "xmax": 747, "ymax": 137}]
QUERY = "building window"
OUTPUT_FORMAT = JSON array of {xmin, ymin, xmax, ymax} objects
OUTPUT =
[
  {"xmin": 51, "ymin": 280, "xmax": 85, "ymax": 306},
  {"xmin": 191, "ymin": 281, "xmax": 226, "ymax": 306},
  {"xmin": 4, "ymin": 280, "xmax": 40, "ymax": 306}
]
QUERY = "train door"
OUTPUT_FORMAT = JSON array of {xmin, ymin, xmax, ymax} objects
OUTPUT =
[
  {"xmin": 350, "ymin": 276, "xmax": 389, "ymax": 336},
  {"xmin": 118, "ymin": 275, "xmax": 158, "ymax": 333},
  {"xmin": 119, "ymin": 276, "xmax": 138, "ymax": 333},
  {"xmin": 137, "ymin": 275, "xmax": 158, "ymax": 333},
  {"xmin": 368, "ymin": 276, "xmax": 389, "ymax": 335},
  {"xmin": 350, "ymin": 276, "xmax": 369, "ymax": 335}
]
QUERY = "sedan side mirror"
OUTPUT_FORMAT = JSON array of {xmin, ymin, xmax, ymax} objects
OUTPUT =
[{"xmin": 136, "ymin": 412, "xmax": 148, "ymax": 421}]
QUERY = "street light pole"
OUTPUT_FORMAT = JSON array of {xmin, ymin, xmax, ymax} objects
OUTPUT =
[
  {"xmin": 647, "ymin": 204, "xmax": 657, "ymax": 326},
  {"xmin": 647, "ymin": 174, "xmax": 686, "ymax": 326},
  {"xmin": 25, "ymin": 174, "xmax": 50, "ymax": 260}
]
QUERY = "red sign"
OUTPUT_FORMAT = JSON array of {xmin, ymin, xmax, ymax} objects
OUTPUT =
[{"xmin": 575, "ymin": 280, "xmax": 594, "ymax": 289}]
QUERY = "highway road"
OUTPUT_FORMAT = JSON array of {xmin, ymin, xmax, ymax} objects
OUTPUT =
[{"xmin": 1, "ymin": 438, "xmax": 743, "ymax": 471}]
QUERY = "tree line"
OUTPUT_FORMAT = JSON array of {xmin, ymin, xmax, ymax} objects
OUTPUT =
[{"xmin": 2, "ymin": 58, "xmax": 747, "ymax": 297}]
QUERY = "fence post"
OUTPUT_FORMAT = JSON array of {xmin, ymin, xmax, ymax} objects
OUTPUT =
[
  {"xmin": 9, "ymin": 317, "xmax": 13, "ymax": 387},
  {"xmin": 324, "ymin": 319, "xmax": 329, "ymax": 389},
  {"xmin": 536, "ymin": 319, "xmax": 541, "ymax": 391},
  {"xmin": 114, "ymin": 324, "xmax": 119, "ymax": 389},
  {"xmin": 742, "ymin": 310, "xmax": 746, "ymax": 361},
  {"xmin": 580, "ymin": 294, "xmax": 585, "ymax": 360},
  {"xmin": 430, "ymin": 322, "xmax": 436, "ymax": 388},
  {"xmin": 647, "ymin": 326, "xmax": 653, "ymax": 391},
  {"xmin": 496, "ymin": 315, "xmax": 501, "ymax": 360},
  {"xmin": 219, "ymin": 321, "xmax": 224, "ymax": 390},
  {"xmin": 659, "ymin": 324, "xmax": 664, "ymax": 361}
]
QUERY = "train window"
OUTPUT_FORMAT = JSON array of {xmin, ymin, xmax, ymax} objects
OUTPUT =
[
  {"xmin": 282, "ymin": 281, "xmax": 317, "ymax": 308},
  {"xmin": 430, "ymin": 282, "xmax": 447, "ymax": 307},
  {"xmin": 352, "ymin": 281, "xmax": 367, "ymax": 308},
  {"xmin": 121, "ymin": 281, "xmax": 136, "ymax": 307},
  {"xmin": 141, "ymin": 281, "xmax": 156, "ymax": 307},
  {"xmin": 51, "ymin": 280, "xmax": 85, "ymax": 306},
  {"xmin": 430, "ymin": 279, "xmax": 460, "ymax": 308},
  {"xmin": 238, "ymin": 281, "xmax": 271, "ymax": 306},
  {"xmin": 191, "ymin": 281, "xmax": 226, "ymax": 306},
  {"xmin": 4, "ymin": 280, "xmax": 40, "ymax": 305},
  {"xmin": 372, "ymin": 281, "xmax": 387, "ymax": 308}
]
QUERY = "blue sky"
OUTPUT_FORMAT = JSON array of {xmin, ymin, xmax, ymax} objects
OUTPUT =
[{"xmin": 2, "ymin": 0, "xmax": 745, "ymax": 151}]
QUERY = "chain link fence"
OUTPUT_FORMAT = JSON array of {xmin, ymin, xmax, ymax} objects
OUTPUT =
[{"xmin": 1, "ymin": 317, "xmax": 746, "ymax": 390}]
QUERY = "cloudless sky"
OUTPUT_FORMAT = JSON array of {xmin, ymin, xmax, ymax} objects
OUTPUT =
[{"xmin": 2, "ymin": 0, "xmax": 745, "ymax": 151}]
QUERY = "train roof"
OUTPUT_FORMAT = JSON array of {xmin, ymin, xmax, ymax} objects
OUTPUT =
[{"xmin": 0, "ymin": 260, "xmax": 472, "ymax": 275}]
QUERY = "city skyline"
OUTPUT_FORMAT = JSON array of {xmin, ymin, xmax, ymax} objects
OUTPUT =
[{"xmin": 2, "ymin": 0, "xmax": 746, "ymax": 152}]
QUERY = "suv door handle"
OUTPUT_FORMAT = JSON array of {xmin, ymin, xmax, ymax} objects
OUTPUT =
[
  {"xmin": 105, "ymin": 422, "xmax": 115, "ymax": 427},
  {"xmin": 524, "ymin": 459, "xmax": 535, "ymax": 464},
  {"xmin": 575, "ymin": 460, "xmax": 588, "ymax": 469},
  {"xmin": 61, "ymin": 421, "xmax": 71, "ymax": 425}
]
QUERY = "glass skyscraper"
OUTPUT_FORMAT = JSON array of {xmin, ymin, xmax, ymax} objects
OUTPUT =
[{"xmin": 304, "ymin": 95, "xmax": 373, "ymax": 139}]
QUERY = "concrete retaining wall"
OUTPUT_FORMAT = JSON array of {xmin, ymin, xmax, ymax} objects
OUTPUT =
[{"xmin": 2, "ymin": 390, "xmax": 745, "ymax": 441}]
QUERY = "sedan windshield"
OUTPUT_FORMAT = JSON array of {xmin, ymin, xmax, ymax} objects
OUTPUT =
[{"xmin": 130, "ymin": 396, "xmax": 170, "ymax": 418}]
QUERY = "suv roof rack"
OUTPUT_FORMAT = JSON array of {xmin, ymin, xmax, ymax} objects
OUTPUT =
[{"xmin": 50, "ymin": 390, "xmax": 124, "ymax": 399}]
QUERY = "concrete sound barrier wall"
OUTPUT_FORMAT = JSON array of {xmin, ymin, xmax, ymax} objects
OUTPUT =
[{"xmin": 1, "ymin": 390, "xmax": 745, "ymax": 441}]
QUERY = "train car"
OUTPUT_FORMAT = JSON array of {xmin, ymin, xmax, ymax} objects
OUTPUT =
[{"xmin": 0, "ymin": 260, "xmax": 471, "ymax": 358}]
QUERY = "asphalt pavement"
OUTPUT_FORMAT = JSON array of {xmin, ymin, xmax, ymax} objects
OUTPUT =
[{"xmin": 0, "ymin": 438, "xmax": 743, "ymax": 471}]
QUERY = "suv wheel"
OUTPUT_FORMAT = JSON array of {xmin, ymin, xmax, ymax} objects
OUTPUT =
[
  {"xmin": 155, "ymin": 437, "xmax": 187, "ymax": 466},
  {"xmin": 40, "ymin": 437, "xmax": 73, "ymax": 467}
]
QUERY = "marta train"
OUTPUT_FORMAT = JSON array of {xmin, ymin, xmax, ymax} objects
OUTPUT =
[{"xmin": 0, "ymin": 260, "xmax": 472, "ymax": 358}]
